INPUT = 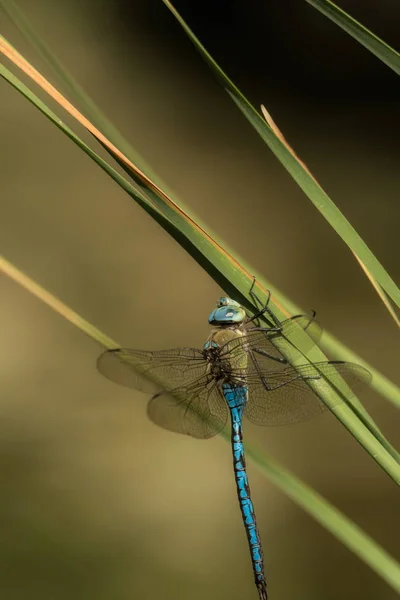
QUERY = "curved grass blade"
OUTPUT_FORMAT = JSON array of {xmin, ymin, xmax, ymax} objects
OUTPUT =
[
  {"xmin": 260, "ymin": 105, "xmax": 400, "ymax": 330},
  {"xmin": 0, "ymin": 35, "xmax": 312, "ymax": 333},
  {"xmin": 1, "ymin": 12, "xmax": 398, "ymax": 337},
  {"xmin": 352, "ymin": 254, "xmax": 400, "ymax": 328},
  {"xmin": 1, "ymin": 0, "xmax": 169, "ymax": 192},
  {"xmin": 1, "ymin": 52, "xmax": 399, "ymax": 480},
  {"xmin": 268, "ymin": 285, "xmax": 400, "ymax": 411},
  {"xmin": 3, "ymin": 16, "xmax": 397, "ymax": 458},
  {"xmin": 240, "ymin": 435, "xmax": 400, "ymax": 595},
  {"xmin": 1, "ymin": 255, "xmax": 400, "ymax": 593},
  {"xmin": 2, "ymin": 16, "xmax": 398, "ymax": 411},
  {"xmin": 0, "ymin": 256, "xmax": 119, "ymax": 349},
  {"xmin": 6, "ymin": 6, "xmax": 399, "ymax": 327},
  {"xmin": 0, "ymin": 35, "xmax": 251, "ymax": 280},
  {"xmin": 305, "ymin": 0, "xmax": 400, "ymax": 76},
  {"xmin": 161, "ymin": 0, "xmax": 400, "ymax": 311}
]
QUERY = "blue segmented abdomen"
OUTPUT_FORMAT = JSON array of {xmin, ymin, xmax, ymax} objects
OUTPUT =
[{"xmin": 222, "ymin": 384, "xmax": 267, "ymax": 596}]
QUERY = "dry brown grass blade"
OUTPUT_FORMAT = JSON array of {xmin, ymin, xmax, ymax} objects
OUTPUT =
[
  {"xmin": 261, "ymin": 104, "xmax": 329, "ymax": 187},
  {"xmin": 353, "ymin": 254, "xmax": 400, "ymax": 327},
  {"xmin": 0, "ymin": 36, "xmax": 287, "ymax": 314},
  {"xmin": 261, "ymin": 104, "xmax": 400, "ymax": 324}
]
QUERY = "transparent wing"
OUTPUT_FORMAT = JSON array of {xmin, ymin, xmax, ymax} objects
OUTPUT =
[
  {"xmin": 97, "ymin": 347, "xmax": 207, "ymax": 394},
  {"xmin": 148, "ymin": 376, "xmax": 228, "ymax": 439},
  {"xmin": 270, "ymin": 314, "xmax": 323, "ymax": 346},
  {"xmin": 97, "ymin": 347, "xmax": 227, "ymax": 439},
  {"xmin": 221, "ymin": 315, "xmax": 324, "ymax": 365},
  {"xmin": 249, "ymin": 313, "xmax": 323, "ymax": 342},
  {"xmin": 243, "ymin": 360, "xmax": 372, "ymax": 427}
]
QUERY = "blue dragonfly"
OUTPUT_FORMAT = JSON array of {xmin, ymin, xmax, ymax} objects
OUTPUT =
[{"xmin": 97, "ymin": 289, "xmax": 371, "ymax": 600}]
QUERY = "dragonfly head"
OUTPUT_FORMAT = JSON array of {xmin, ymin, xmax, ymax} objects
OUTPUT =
[{"xmin": 208, "ymin": 297, "xmax": 246, "ymax": 326}]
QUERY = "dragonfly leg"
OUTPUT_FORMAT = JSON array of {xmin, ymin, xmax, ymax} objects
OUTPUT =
[
  {"xmin": 252, "ymin": 347, "xmax": 288, "ymax": 365},
  {"xmin": 248, "ymin": 279, "xmax": 318, "ymax": 336},
  {"xmin": 247, "ymin": 325, "xmax": 283, "ymax": 334},
  {"xmin": 260, "ymin": 373, "xmax": 320, "ymax": 391},
  {"xmin": 290, "ymin": 310, "xmax": 317, "ymax": 332},
  {"xmin": 248, "ymin": 278, "xmax": 282, "ymax": 328},
  {"xmin": 249, "ymin": 277, "xmax": 267, "ymax": 310}
]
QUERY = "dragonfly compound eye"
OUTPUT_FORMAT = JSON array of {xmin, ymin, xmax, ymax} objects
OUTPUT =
[
  {"xmin": 217, "ymin": 297, "xmax": 242, "ymax": 308},
  {"xmin": 208, "ymin": 305, "xmax": 247, "ymax": 325},
  {"xmin": 217, "ymin": 297, "xmax": 229, "ymax": 307}
]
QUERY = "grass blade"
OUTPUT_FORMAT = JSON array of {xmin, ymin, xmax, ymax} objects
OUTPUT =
[
  {"xmin": 268, "ymin": 285, "xmax": 400, "ymax": 410},
  {"xmin": 305, "ymin": 0, "xmax": 400, "ymax": 76},
  {"xmin": 1, "ymin": 254, "xmax": 400, "ymax": 592},
  {"xmin": 161, "ymin": 0, "xmax": 400, "ymax": 311},
  {"xmin": 0, "ymin": 257, "xmax": 119, "ymax": 349},
  {"xmin": 3, "ymin": 11, "xmax": 398, "ymax": 412},
  {"xmin": 1, "ymin": 0, "xmax": 168, "ymax": 190},
  {"xmin": 3, "ymin": 7, "xmax": 399, "ymax": 347},
  {"xmin": 352, "ymin": 254, "xmax": 400, "ymax": 328},
  {"xmin": 260, "ymin": 104, "xmax": 400, "ymax": 330},
  {"xmin": 242, "ymin": 437, "xmax": 400, "ymax": 594},
  {"xmin": 1, "ymin": 42, "xmax": 399, "ymax": 480}
]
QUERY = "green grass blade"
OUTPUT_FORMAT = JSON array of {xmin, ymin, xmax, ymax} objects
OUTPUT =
[
  {"xmin": 0, "ymin": 65, "xmax": 169, "ymax": 223},
  {"xmin": 353, "ymin": 253, "xmax": 400, "ymax": 328},
  {"xmin": 0, "ymin": 256, "xmax": 120, "ymax": 349},
  {"xmin": 305, "ymin": 0, "xmax": 400, "ymax": 76},
  {"xmin": 3, "ymin": 11, "xmax": 398, "ymax": 455},
  {"xmin": 0, "ymin": 61, "xmax": 225, "ymax": 279},
  {"xmin": 1, "ymin": 0, "xmax": 168, "ymax": 191},
  {"xmin": 1, "ymin": 254, "xmax": 400, "ymax": 593},
  {"xmin": 264, "ymin": 283, "xmax": 400, "ymax": 462},
  {"xmin": 1, "ymin": 55, "xmax": 399, "ymax": 482},
  {"xmin": 0, "ymin": 1, "xmax": 227, "ymax": 290},
  {"xmin": 2, "ymin": 25, "xmax": 398, "ymax": 409},
  {"xmin": 241, "ymin": 437, "xmax": 400, "ymax": 594},
  {"xmin": 268, "ymin": 286, "xmax": 400, "ymax": 410},
  {"xmin": 114, "ymin": 132, "xmax": 400, "ymax": 461},
  {"xmin": 161, "ymin": 1, "xmax": 400, "ymax": 311}
]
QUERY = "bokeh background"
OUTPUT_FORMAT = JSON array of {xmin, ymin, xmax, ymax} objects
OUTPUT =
[{"xmin": 1, "ymin": 1, "xmax": 399, "ymax": 598}]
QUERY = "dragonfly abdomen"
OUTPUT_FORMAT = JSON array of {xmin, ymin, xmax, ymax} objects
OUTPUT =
[
  {"xmin": 222, "ymin": 383, "xmax": 247, "ymax": 409},
  {"xmin": 223, "ymin": 384, "xmax": 268, "ymax": 599}
]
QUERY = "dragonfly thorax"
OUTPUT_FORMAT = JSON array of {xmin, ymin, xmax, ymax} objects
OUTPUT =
[
  {"xmin": 203, "ymin": 346, "xmax": 226, "ymax": 381},
  {"xmin": 203, "ymin": 344, "xmax": 243, "ymax": 385},
  {"xmin": 203, "ymin": 328, "xmax": 248, "ymax": 387},
  {"xmin": 208, "ymin": 297, "xmax": 246, "ymax": 326}
]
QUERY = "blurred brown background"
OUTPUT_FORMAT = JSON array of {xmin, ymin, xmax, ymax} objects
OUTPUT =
[{"xmin": 1, "ymin": 1, "xmax": 399, "ymax": 598}]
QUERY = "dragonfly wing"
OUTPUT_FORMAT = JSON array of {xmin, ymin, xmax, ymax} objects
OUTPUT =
[
  {"xmin": 271, "ymin": 314, "xmax": 323, "ymax": 348},
  {"xmin": 97, "ymin": 347, "xmax": 206, "ymax": 395},
  {"xmin": 221, "ymin": 315, "xmax": 323, "ymax": 365},
  {"xmin": 244, "ymin": 360, "xmax": 372, "ymax": 427},
  {"xmin": 148, "ymin": 377, "xmax": 228, "ymax": 439},
  {"xmin": 97, "ymin": 347, "xmax": 227, "ymax": 438}
]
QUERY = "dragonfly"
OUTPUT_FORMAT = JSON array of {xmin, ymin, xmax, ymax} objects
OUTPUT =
[{"xmin": 97, "ymin": 287, "xmax": 371, "ymax": 600}]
